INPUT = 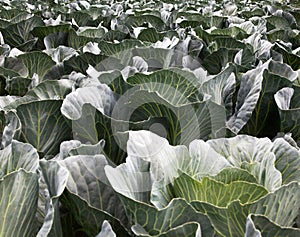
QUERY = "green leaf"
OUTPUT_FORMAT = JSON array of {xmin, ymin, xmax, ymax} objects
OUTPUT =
[
  {"xmin": 202, "ymin": 48, "xmax": 238, "ymax": 74},
  {"xmin": 0, "ymin": 140, "xmax": 39, "ymax": 178},
  {"xmin": 207, "ymin": 135, "xmax": 282, "ymax": 191},
  {"xmin": 67, "ymin": 29, "xmax": 97, "ymax": 50},
  {"xmin": 127, "ymin": 69, "xmax": 201, "ymax": 105},
  {"xmin": 102, "ymin": 30, "xmax": 128, "ymax": 42},
  {"xmin": 32, "ymin": 24, "xmax": 72, "ymax": 40},
  {"xmin": 61, "ymin": 84, "xmax": 117, "ymax": 121},
  {"xmin": 137, "ymin": 28, "xmax": 162, "ymax": 43},
  {"xmin": 0, "ymin": 170, "xmax": 38, "ymax": 237},
  {"xmin": 227, "ymin": 60, "xmax": 295, "ymax": 135},
  {"xmin": 211, "ymin": 27, "xmax": 248, "ymax": 39},
  {"xmin": 77, "ymin": 25, "xmax": 106, "ymax": 38},
  {"xmin": 211, "ymin": 167, "xmax": 258, "ymax": 184},
  {"xmin": 64, "ymin": 52, "xmax": 107, "ymax": 74},
  {"xmin": 273, "ymin": 43, "xmax": 300, "ymax": 71},
  {"xmin": 62, "ymin": 190, "xmax": 130, "ymax": 236},
  {"xmin": 241, "ymin": 68, "xmax": 293, "ymax": 137},
  {"xmin": 250, "ymin": 182, "xmax": 300, "ymax": 227},
  {"xmin": 105, "ymin": 154, "xmax": 151, "ymax": 203},
  {"xmin": 5, "ymin": 76, "xmax": 32, "ymax": 96},
  {"xmin": 183, "ymin": 139, "xmax": 231, "ymax": 181},
  {"xmin": 210, "ymin": 37, "xmax": 246, "ymax": 51},
  {"xmin": 174, "ymin": 174, "xmax": 268, "ymax": 207},
  {"xmin": 192, "ymin": 182, "xmax": 300, "ymax": 236},
  {"xmin": 207, "ymin": 135, "xmax": 273, "ymax": 166},
  {"xmin": 275, "ymin": 86, "xmax": 300, "ymax": 142},
  {"xmin": 98, "ymin": 39, "xmax": 144, "ymax": 60},
  {"xmin": 132, "ymin": 222, "xmax": 202, "ymax": 237},
  {"xmin": 1, "ymin": 110, "xmax": 21, "ymax": 148},
  {"xmin": 26, "ymin": 79, "xmax": 74, "ymax": 100},
  {"xmin": 67, "ymin": 140, "xmax": 105, "ymax": 157},
  {"xmin": 0, "ymin": 15, "xmax": 43, "ymax": 49},
  {"xmin": 5, "ymin": 79, "xmax": 74, "ymax": 110},
  {"xmin": 120, "ymin": 196, "xmax": 214, "ymax": 237},
  {"xmin": 241, "ymin": 152, "xmax": 282, "ymax": 192},
  {"xmin": 192, "ymin": 200, "xmax": 248, "ymax": 237},
  {"xmin": 246, "ymin": 214, "xmax": 300, "ymax": 237},
  {"xmin": 266, "ymin": 15, "xmax": 290, "ymax": 31},
  {"xmin": 126, "ymin": 15, "xmax": 165, "ymax": 30},
  {"xmin": 44, "ymin": 46, "xmax": 78, "ymax": 64},
  {"xmin": 60, "ymin": 155, "xmax": 129, "ymax": 236},
  {"xmin": 272, "ymin": 138, "xmax": 300, "ymax": 184},
  {"xmin": 17, "ymin": 51, "xmax": 56, "ymax": 81},
  {"xmin": 115, "ymin": 88, "xmax": 225, "ymax": 145},
  {"xmin": 17, "ymin": 100, "xmax": 72, "ymax": 156},
  {"xmin": 37, "ymin": 160, "xmax": 68, "ymax": 237},
  {"xmin": 199, "ymin": 65, "xmax": 236, "ymax": 117},
  {"xmin": 62, "ymin": 90, "xmax": 127, "ymax": 164}
]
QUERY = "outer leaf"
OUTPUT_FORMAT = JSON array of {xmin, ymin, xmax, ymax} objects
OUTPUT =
[
  {"xmin": 0, "ymin": 140, "xmax": 39, "ymax": 178},
  {"xmin": 1, "ymin": 110, "xmax": 21, "ymax": 148},
  {"xmin": 207, "ymin": 135, "xmax": 273, "ymax": 165},
  {"xmin": 60, "ymin": 155, "xmax": 129, "ymax": 235},
  {"xmin": 275, "ymin": 87, "xmax": 300, "ymax": 142},
  {"xmin": 211, "ymin": 167, "xmax": 257, "ymax": 184},
  {"xmin": 64, "ymin": 52, "xmax": 107, "ymax": 74},
  {"xmin": 32, "ymin": 24, "xmax": 72, "ymax": 41},
  {"xmin": 241, "ymin": 67, "xmax": 294, "ymax": 137},
  {"xmin": 199, "ymin": 66, "xmax": 236, "ymax": 118},
  {"xmin": 0, "ymin": 170, "xmax": 38, "ymax": 237},
  {"xmin": 272, "ymin": 138, "xmax": 300, "ymax": 184},
  {"xmin": 127, "ymin": 69, "xmax": 201, "ymax": 105},
  {"xmin": 105, "ymin": 155, "xmax": 151, "ymax": 203},
  {"xmin": 61, "ymin": 84, "xmax": 117, "ymax": 121},
  {"xmin": 228, "ymin": 59, "xmax": 297, "ymax": 135},
  {"xmin": 5, "ymin": 76, "xmax": 32, "ymax": 96},
  {"xmin": 202, "ymin": 48, "xmax": 238, "ymax": 74},
  {"xmin": 5, "ymin": 79, "xmax": 74, "ymax": 109},
  {"xmin": 173, "ymin": 174, "xmax": 268, "ymax": 207},
  {"xmin": 273, "ymin": 43, "xmax": 300, "ymax": 70},
  {"xmin": 67, "ymin": 140, "xmax": 105, "ymax": 157},
  {"xmin": 250, "ymin": 182, "xmax": 300, "ymax": 227},
  {"xmin": 114, "ymin": 89, "xmax": 225, "ymax": 145},
  {"xmin": 184, "ymin": 139, "xmax": 231, "ymax": 180},
  {"xmin": 26, "ymin": 79, "xmax": 74, "ymax": 100},
  {"xmin": 192, "ymin": 200, "xmax": 248, "ymax": 237},
  {"xmin": 132, "ymin": 222, "xmax": 202, "ymax": 237},
  {"xmin": 17, "ymin": 51, "xmax": 56, "ymax": 81},
  {"xmin": 44, "ymin": 46, "xmax": 78, "ymax": 64},
  {"xmin": 208, "ymin": 136, "xmax": 282, "ymax": 191},
  {"xmin": 17, "ymin": 100, "xmax": 72, "ymax": 156},
  {"xmin": 37, "ymin": 160, "xmax": 68, "ymax": 237},
  {"xmin": 121, "ymin": 196, "xmax": 214, "ymax": 237},
  {"xmin": 62, "ymin": 191, "xmax": 130, "ymax": 237},
  {"xmin": 192, "ymin": 183, "xmax": 300, "ymax": 236},
  {"xmin": 227, "ymin": 60, "xmax": 270, "ymax": 134},
  {"xmin": 246, "ymin": 214, "xmax": 300, "ymax": 237},
  {"xmin": 241, "ymin": 153, "xmax": 282, "ymax": 192}
]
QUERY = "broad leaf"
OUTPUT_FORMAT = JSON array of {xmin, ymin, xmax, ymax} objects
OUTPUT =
[
  {"xmin": 0, "ymin": 140, "xmax": 39, "ymax": 178},
  {"xmin": 0, "ymin": 170, "xmax": 38, "ymax": 237},
  {"xmin": 17, "ymin": 100, "xmax": 72, "ymax": 156},
  {"xmin": 245, "ymin": 214, "xmax": 300, "ymax": 237},
  {"xmin": 60, "ymin": 155, "xmax": 129, "ymax": 235},
  {"xmin": 37, "ymin": 160, "xmax": 68, "ymax": 237},
  {"xmin": 174, "ymin": 174, "xmax": 268, "ymax": 207},
  {"xmin": 17, "ymin": 51, "xmax": 56, "ymax": 81}
]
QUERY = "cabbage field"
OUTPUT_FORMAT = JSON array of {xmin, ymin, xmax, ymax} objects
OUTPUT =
[{"xmin": 0, "ymin": 0, "xmax": 300, "ymax": 236}]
